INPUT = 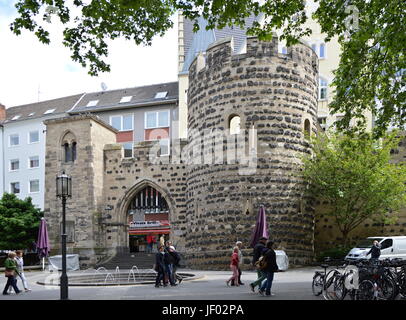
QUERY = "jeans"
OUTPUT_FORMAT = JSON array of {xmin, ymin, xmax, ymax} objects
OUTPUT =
[
  {"xmin": 155, "ymin": 269, "xmax": 165, "ymax": 286},
  {"xmin": 164, "ymin": 264, "xmax": 175, "ymax": 285},
  {"xmin": 260, "ymin": 271, "xmax": 275, "ymax": 295},
  {"xmin": 250, "ymin": 270, "xmax": 267, "ymax": 288},
  {"xmin": 17, "ymin": 272, "xmax": 29, "ymax": 290},
  {"xmin": 3, "ymin": 276, "xmax": 20, "ymax": 294}
]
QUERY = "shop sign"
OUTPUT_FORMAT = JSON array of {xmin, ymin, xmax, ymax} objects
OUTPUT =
[{"xmin": 129, "ymin": 221, "xmax": 161, "ymax": 229}]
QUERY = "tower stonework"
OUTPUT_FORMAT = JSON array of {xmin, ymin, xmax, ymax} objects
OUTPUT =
[{"xmin": 185, "ymin": 36, "xmax": 319, "ymax": 268}]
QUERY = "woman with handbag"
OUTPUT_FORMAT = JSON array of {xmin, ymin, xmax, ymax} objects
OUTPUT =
[
  {"xmin": 258, "ymin": 240, "xmax": 279, "ymax": 297},
  {"xmin": 3, "ymin": 252, "xmax": 21, "ymax": 295}
]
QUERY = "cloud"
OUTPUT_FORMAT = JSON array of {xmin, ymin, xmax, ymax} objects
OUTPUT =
[{"xmin": 0, "ymin": 7, "xmax": 178, "ymax": 108}]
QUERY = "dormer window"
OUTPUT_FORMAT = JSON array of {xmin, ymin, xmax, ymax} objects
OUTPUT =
[
  {"xmin": 44, "ymin": 109, "xmax": 55, "ymax": 114},
  {"xmin": 154, "ymin": 91, "xmax": 168, "ymax": 99},
  {"xmin": 120, "ymin": 96, "xmax": 132, "ymax": 103},
  {"xmin": 86, "ymin": 100, "xmax": 99, "ymax": 107},
  {"xmin": 11, "ymin": 115, "xmax": 21, "ymax": 120}
]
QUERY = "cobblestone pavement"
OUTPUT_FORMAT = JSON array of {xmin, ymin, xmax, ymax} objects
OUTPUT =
[{"xmin": 0, "ymin": 267, "xmax": 320, "ymax": 300}]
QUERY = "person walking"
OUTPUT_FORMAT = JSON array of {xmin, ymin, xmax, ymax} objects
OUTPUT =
[
  {"xmin": 3, "ymin": 252, "xmax": 21, "ymax": 295},
  {"xmin": 231, "ymin": 241, "xmax": 244, "ymax": 286},
  {"xmin": 164, "ymin": 242, "xmax": 177, "ymax": 286},
  {"xmin": 258, "ymin": 240, "xmax": 279, "ymax": 297},
  {"xmin": 249, "ymin": 237, "xmax": 268, "ymax": 292},
  {"xmin": 154, "ymin": 246, "xmax": 166, "ymax": 288},
  {"xmin": 168, "ymin": 245, "xmax": 183, "ymax": 284},
  {"xmin": 15, "ymin": 250, "xmax": 31, "ymax": 292},
  {"xmin": 366, "ymin": 240, "xmax": 381, "ymax": 262},
  {"xmin": 226, "ymin": 247, "xmax": 240, "ymax": 287}
]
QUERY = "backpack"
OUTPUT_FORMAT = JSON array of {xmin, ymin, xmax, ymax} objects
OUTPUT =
[{"xmin": 254, "ymin": 256, "xmax": 268, "ymax": 270}]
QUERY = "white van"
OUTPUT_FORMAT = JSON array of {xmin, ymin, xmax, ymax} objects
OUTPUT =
[{"xmin": 345, "ymin": 236, "xmax": 406, "ymax": 260}]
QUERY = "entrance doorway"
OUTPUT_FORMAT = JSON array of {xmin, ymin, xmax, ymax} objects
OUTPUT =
[{"xmin": 127, "ymin": 185, "xmax": 171, "ymax": 253}]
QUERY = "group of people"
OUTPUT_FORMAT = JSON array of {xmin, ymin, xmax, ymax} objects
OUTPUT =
[
  {"xmin": 154, "ymin": 241, "xmax": 183, "ymax": 287},
  {"xmin": 2, "ymin": 250, "xmax": 31, "ymax": 295},
  {"xmin": 227, "ymin": 237, "xmax": 279, "ymax": 297}
]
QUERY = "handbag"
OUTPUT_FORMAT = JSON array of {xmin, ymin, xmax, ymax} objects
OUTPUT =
[
  {"xmin": 4, "ymin": 269, "xmax": 15, "ymax": 277},
  {"xmin": 254, "ymin": 256, "xmax": 268, "ymax": 270}
]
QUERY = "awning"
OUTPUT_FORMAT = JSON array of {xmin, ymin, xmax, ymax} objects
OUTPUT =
[{"xmin": 129, "ymin": 228, "xmax": 170, "ymax": 235}]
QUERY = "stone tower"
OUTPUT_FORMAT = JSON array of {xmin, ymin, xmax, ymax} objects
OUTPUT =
[{"xmin": 185, "ymin": 36, "xmax": 319, "ymax": 268}]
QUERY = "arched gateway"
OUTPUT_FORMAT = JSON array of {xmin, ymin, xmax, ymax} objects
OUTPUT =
[{"xmin": 118, "ymin": 181, "xmax": 175, "ymax": 254}]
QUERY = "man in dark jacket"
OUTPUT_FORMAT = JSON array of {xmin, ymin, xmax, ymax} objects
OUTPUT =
[
  {"xmin": 366, "ymin": 240, "xmax": 381, "ymax": 261},
  {"xmin": 164, "ymin": 243, "xmax": 177, "ymax": 286},
  {"xmin": 258, "ymin": 240, "xmax": 279, "ymax": 297},
  {"xmin": 249, "ymin": 237, "xmax": 268, "ymax": 292},
  {"xmin": 154, "ymin": 246, "xmax": 166, "ymax": 288}
]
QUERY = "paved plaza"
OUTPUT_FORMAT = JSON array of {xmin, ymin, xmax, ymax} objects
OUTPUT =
[{"xmin": 0, "ymin": 267, "xmax": 320, "ymax": 300}]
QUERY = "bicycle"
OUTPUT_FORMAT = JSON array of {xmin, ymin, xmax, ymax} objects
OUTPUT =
[{"xmin": 312, "ymin": 258, "xmax": 345, "ymax": 300}]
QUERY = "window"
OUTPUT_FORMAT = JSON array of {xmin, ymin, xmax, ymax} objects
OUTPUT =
[
  {"xmin": 319, "ymin": 43, "xmax": 326, "ymax": 58},
  {"xmin": 319, "ymin": 78, "xmax": 328, "ymax": 100},
  {"xmin": 110, "ymin": 115, "xmax": 133, "ymax": 131},
  {"xmin": 311, "ymin": 44, "xmax": 317, "ymax": 53},
  {"xmin": 64, "ymin": 143, "xmax": 71, "ymax": 162},
  {"xmin": 72, "ymin": 142, "xmax": 77, "ymax": 161},
  {"xmin": 155, "ymin": 91, "xmax": 168, "ymax": 99},
  {"xmin": 10, "ymin": 182, "xmax": 20, "ymax": 194},
  {"xmin": 281, "ymin": 47, "xmax": 287, "ymax": 54},
  {"xmin": 120, "ymin": 96, "xmax": 132, "ymax": 103},
  {"xmin": 29, "ymin": 180, "xmax": 40, "ymax": 193},
  {"xmin": 29, "ymin": 156, "xmax": 40, "ymax": 168},
  {"xmin": 10, "ymin": 159, "xmax": 19, "ymax": 171},
  {"xmin": 86, "ymin": 100, "xmax": 99, "ymax": 107},
  {"xmin": 9, "ymin": 134, "xmax": 19, "ymax": 146},
  {"xmin": 123, "ymin": 142, "xmax": 133, "ymax": 158},
  {"xmin": 44, "ymin": 109, "xmax": 55, "ymax": 114},
  {"xmin": 159, "ymin": 139, "xmax": 170, "ymax": 156},
  {"xmin": 145, "ymin": 111, "xmax": 170, "ymax": 129},
  {"xmin": 380, "ymin": 239, "xmax": 393, "ymax": 250},
  {"xmin": 229, "ymin": 115, "xmax": 241, "ymax": 135},
  {"xmin": 304, "ymin": 119, "xmax": 311, "ymax": 137},
  {"xmin": 29, "ymin": 130, "xmax": 39, "ymax": 143}
]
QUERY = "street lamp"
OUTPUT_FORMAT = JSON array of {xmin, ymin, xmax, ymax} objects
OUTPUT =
[{"xmin": 56, "ymin": 171, "xmax": 72, "ymax": 300}]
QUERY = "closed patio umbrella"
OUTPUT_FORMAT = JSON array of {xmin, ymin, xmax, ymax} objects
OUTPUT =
[
  {"xmin": 37, "ymin": 217, "xmax": 50, "ymax": 271},
  {"xmin": 249, "ymin": 205, "xmax": 269, "ymax": 248}
]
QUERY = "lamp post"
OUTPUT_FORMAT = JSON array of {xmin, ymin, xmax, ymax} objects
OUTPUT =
[{"xmin": 56, "ymin": 171, "xmax": 72, "ymax": 300}]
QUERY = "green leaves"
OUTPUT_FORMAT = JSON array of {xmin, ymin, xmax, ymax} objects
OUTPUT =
[
  {"xmin": 301, "ymin": 131, "xmax": 406, "ymax": 244},
  {"xmin": 7, "ymin": 1, "xmax": 406, "ymax": 132},
  {"xmin": 0, "ymin": 193, "xmax": 43, "ymax": 250}
]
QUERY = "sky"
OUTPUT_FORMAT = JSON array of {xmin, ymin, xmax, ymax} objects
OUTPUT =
[{"xmin": 0, "ymin": 0, "xmax": 178, "ymax": 108}]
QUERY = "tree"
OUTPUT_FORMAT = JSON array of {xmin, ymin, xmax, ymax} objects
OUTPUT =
[
  {"xmin": 7, "ymin": 0, "xmax": 406, "ymax": 134},
  {"xmin": 301, "ymin": 131, "xmax": 406, "ymax": 245},
  {"xmin": 0, "ymin": 193, "xmax": 43, "ymax": 250}
]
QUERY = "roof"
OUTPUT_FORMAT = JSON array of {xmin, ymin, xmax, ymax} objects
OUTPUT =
[
  {"xmin": 182, "ymin": 15, "xmax": 263, "ymax": 73},
  {"xmin": 2, "ymin": 81, "xmax": 179, "ymax": 123},
  {"xmin": 2, "ymin": 94, "xmax": 84, "ymax": 124},
  {"xmin": 69, "ymin": 82, "xmax": 178, "ymax": 114}
]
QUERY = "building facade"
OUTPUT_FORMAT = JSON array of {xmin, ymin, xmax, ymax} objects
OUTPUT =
[{"xmin": 43, "ymin": 36, "xmax": 319, "ymax": 269}]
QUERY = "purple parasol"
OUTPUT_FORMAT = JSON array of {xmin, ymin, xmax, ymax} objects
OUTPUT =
[
  {"xmin": 37, "ymin": 218, "xmax": 50, "ymax": 259},
  {"xmin": 249, "ymin": 205, "xmax": 269, "ymax": 248}
]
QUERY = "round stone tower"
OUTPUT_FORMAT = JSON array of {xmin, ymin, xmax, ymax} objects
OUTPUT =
[{"xmin": 185, "ymin": 36, "xmax": 319, "ymax": 268}]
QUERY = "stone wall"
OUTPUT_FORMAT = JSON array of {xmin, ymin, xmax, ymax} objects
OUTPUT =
[
  {"xmin": 314, "ymin": 133, "xmax": 406, "ymax": 254},
  {"xmin": 43, "ymin": 115, "xmax": 117, "ymax": 268},
  {"xmin": 101, "ymin": 139, "xmax": 189, "ymax": 253},
  {"xmin": 185, "ymin": 36, "xmax": 319, "ymax": 268}
]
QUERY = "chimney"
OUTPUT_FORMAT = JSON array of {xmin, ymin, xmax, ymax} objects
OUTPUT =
[{"xmin": 0, "ymin": 103, "xmax": 6, "ymax": 121}]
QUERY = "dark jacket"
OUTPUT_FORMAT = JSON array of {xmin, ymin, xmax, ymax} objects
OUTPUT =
[
  {"xmin": 155, "ymin": 253, "xmax": 165, "ymax": 272},
  {"xmin": 262, "ymin": 248, "xmax": 279, "ymax": 272},
  {"xmin": 164, "ymin": 248, "xmax": 176, "ymax": 265},
  {"xmin": 367, "ymin": 244, "xmax": 381, "ymax": 259},
  {"xmin": 169, "ymin": 250, "xmax": 181, "ymax": 266},
  {"xmin": 252, "ymin": 242, "xmax": 266, "ymax": 265}
]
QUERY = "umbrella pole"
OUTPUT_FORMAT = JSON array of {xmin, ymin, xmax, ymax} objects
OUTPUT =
[{"xmin": 42, "ymin": 257, "xmax": 45, "ymax": 271}]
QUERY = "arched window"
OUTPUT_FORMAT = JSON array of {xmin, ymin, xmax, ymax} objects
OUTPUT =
[
  {"xmin": 64, "ymin": 143, "xmax": 71, "ymax": 163},
  {"xmin": 304, "ymin": 119, "xmax": 311, "ymax": 137},
  {"xmin": 229, "ymin": 115, "xmax": 241, "ymax": 135},
  {"xmin": 128, "ymin": 186, "xmax": 169, "ymax": 217},
  {"xmin": 61, "ymin": 132, "xmax": 77, "ymax": 163},
  {"xmin": 72, "ymin": 142, "xmax": 77, "ymax": 161}
]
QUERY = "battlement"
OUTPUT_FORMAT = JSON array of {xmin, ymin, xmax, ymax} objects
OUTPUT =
[{"xmin": 190, "ymin": 35, "xmax": 318, "ymax": 76}]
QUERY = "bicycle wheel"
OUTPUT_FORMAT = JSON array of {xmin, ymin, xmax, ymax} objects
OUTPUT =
[
  {"xmin": 312, "ymin": 273, "xmax": 323, "ymax": 296},
  {"xmin": 323, "ymin": 269, "xmax": 341, "ymax": 300},
  {"xmin": 356, "ymin": 279, "xmax": 375, "ymax": 300},
  {"xmin": 377, "ymin": 277, "xmax": 397, "ymax": 300},
  {"xmin": 332, "ymin": 273, "xmax": 347, "ymax": 300}
]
